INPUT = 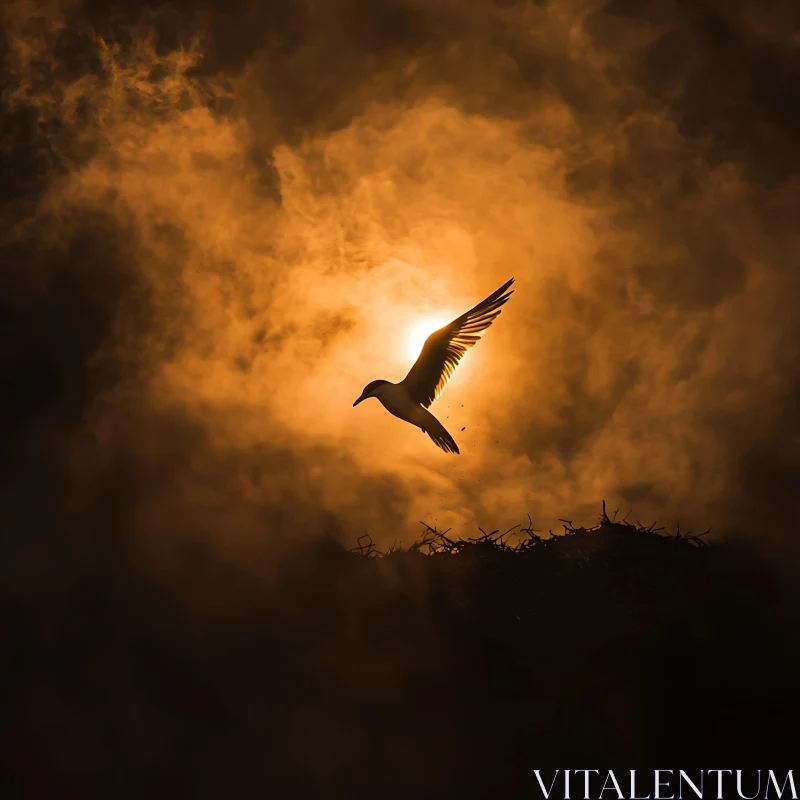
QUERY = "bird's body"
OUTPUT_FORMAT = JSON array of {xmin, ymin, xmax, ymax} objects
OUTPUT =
[
  {"xmin": 353, "ymin": 278, "xmax": 515, "ymax": 454},
  {"xmin": 369, "ymin": 381, "xmax": 460, "ymax": 453},
  {"xmin": 372, "ymin": 382, "xmax": 424, "ymax": 426}
]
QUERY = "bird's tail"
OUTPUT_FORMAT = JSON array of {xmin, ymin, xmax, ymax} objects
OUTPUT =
[{"xmin": 424, "ymin": 416, "xmax": 460, "ymax": 455}]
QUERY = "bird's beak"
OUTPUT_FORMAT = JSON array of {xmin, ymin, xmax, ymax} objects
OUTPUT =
[{"xmin": 353, "ymin": 394, "xmax": 366, "ymax": 407}]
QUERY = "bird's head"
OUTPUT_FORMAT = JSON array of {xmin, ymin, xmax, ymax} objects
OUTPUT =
[{"xmin": 353, "ymin": 379, "xmax": 389, "ymax": 407}]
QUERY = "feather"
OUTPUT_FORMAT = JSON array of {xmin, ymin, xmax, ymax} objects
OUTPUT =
[{"xmin": 400, "ymin": 278, "xmax": 514, "ymax": 408}]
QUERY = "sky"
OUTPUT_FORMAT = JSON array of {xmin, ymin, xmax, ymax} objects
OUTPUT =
[{"xmin": 2, "ymin": 0, "xmax": 799, "ymax": 569}]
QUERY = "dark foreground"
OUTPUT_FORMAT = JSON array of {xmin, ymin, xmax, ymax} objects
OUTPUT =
[{"xmin": 3, "ymin": 513, "xmax": 799, "ymax": 799}]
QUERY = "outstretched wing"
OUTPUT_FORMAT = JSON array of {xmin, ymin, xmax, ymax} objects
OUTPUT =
[{"xmin": 401, "ymin": 278, "xmax": 515, "ymax": 408}]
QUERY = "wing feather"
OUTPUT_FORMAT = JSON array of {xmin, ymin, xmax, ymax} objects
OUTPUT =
[{"xmin": 401, "ymin": 278, "xmax": 514, "ymax": 407}]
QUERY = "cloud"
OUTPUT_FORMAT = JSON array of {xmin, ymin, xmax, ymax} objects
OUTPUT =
[{"xmin": 1, "ymin": 0, "xmax": 798, "ymax": 574}]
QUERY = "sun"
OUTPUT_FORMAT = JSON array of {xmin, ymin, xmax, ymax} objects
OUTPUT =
[{"xmin": 403, "ymin": 315, "xmax": 450, "ymax": 363}]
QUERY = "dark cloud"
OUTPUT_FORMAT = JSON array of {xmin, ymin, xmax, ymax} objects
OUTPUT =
[{"xmin": 1, "ymin": 0, "xmax": 798, "ymax": 583}]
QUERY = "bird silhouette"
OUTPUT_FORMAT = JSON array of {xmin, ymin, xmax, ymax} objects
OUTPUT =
[{"xmin": 353, "ymin": 278, "xmax": 514, "ymax": 453}]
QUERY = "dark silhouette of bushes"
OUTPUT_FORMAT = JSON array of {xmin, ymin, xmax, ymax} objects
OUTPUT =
[{"xmin": 3, "ymin": 505, "xmax": 798, "ymax": 798}]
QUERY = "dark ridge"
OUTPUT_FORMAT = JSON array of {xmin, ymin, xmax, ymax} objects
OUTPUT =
[{"xmin": 2, "ymin": 505, "xmax": 798, "ymax": 798}]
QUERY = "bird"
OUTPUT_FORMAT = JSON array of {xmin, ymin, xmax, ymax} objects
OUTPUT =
[{"xmin": 353, "ymin": 278, "xmax": 515, "ymax": 454}]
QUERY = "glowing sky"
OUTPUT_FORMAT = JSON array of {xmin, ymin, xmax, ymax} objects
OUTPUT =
[{"xmin": 2, "ymin": 0, "xmax": 799, "ymax": 563}]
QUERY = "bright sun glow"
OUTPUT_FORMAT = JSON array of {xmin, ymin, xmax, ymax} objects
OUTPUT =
[{"xmin": 403, "ymin": 315, "xmax": 451, "ymax": 363}]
